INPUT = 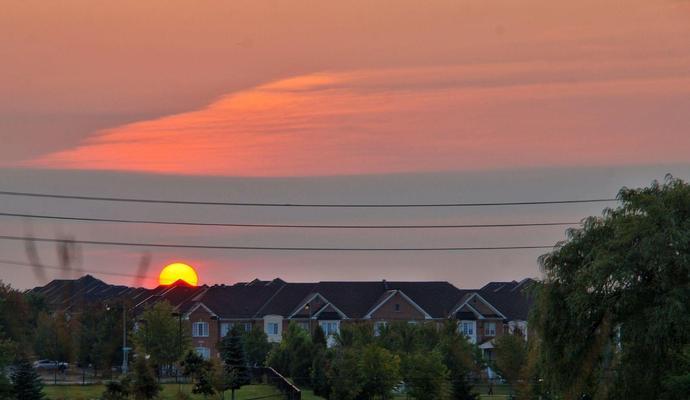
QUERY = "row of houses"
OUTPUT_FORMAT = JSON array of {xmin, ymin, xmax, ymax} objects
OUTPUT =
[{"xmin": 32, "ymin": 275, "xmax": 534, "ymax": 362}]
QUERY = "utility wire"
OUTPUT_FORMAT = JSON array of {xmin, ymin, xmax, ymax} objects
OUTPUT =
[
  {"xmin": 0, "ymin": 235, "xmax": 555, "ymax": 251},
  {"xmin": 0, "ymin": 258, "xmax": 151, "ymax": 280},
  {"xmin": 0, "ymin": 211, "xmax": 581, "ymax": 229},
  {"xmin": 0, "ymin": 190, "xmax": 617, "ymax": 208}
]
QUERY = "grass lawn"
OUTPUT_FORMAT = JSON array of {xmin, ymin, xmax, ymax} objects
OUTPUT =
[
  {"xmin": 44, "ymin": 383, "xmax": 281, "ymax": 400},
  {"xmin": 300, "ymin": 389, "xmax": 326, "ymax": 399}
]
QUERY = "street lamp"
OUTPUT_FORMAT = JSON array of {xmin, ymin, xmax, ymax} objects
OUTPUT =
[{"xmin": 106, "ymin": 303, "xmax": 130, "ymax": 375}]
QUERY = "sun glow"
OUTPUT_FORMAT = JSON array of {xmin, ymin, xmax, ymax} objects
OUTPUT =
[{"xmin": 159, "ymin": 262, "xmax": 198, "ymax": 286}]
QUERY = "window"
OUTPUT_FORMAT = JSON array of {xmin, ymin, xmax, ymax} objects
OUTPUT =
[
  {"xmin": 319, "ymin": 321, "xmax": 340, "ymax": 336},
  {"xmin": 195, "ymin": 347, "xmax": 210, "ymax": 360},
  {"xmin": 485, "ymin": 322, "xmax": 496, "ymax": 337},
  {"xmin": 266, "ymin": 322, "xmax": 279, "ymax": 335},
  {"xmin": 192, "ymin": 322, "xmax": 209, "ymax": 337},
  {"xmin": 460, "ymin": 321, "xmax": 474, "ymax": 336},
  {"xmin": 242, "ymin": 322, "xmax": 252, "ymax": 332},
  {"xmin": 220, "ymin": 323, "xmax": 232, "ymax": 338},
  {"xmin": 394, "ymin": 303, "xmax": 401, "ymax": 312},
  {"xmin": 374, "ymin": 321, "xmax": 387, "ymax": 336}
]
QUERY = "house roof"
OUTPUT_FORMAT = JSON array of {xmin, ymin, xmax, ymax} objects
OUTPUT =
[
  {"xmin": 478, "ymin": 279, "xmax": 536, "ymax": 321},
  {"xmin": 28, "ymin": 275, "xmax": 534, "ymax": 324},
  {"xmin": 191, "ymin": 279, "xmax": 287, "ymax": 319}
]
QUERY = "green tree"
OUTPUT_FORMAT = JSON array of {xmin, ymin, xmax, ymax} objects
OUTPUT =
[
  {"xmin": 11, "ymin": 358, "xmax": 45, "ymax": 400},
  {"xmin": 0, "ymin": 338, "xmax": 15, "ymax": 398},
  {"xmin": 328, "ymin": 348, "xmax": 362, "ymax": 400},
  {"xmin": 101, "ymin": 376, "xmax": 132, "ymax": 400},
  {"xmin": 243, "ymin": 325, "xmax": 271, "ymax": 367},
  {"xmin": 493, "ymin": 333, "xmax": 527, "ymax": 385},
  {"xmin": 33, "ymin": 311, "xmax": 75, "ymax": 363},
  {"xmin": 403, "ymin": 351, "xmax": 450, "ymax": 400},
  {"xmin": 182, "ymin": 350, "xmax": 206, "ymax": 386},
  {"xmin": 358, "ymin": 344, "xmax": 401, "ymax": 399},
  {"xmin": 219, "ymin": 326, "xmax": 249, "ymax": 400},
  {"xmin": 131, "ymin": 356, "xmax": 161, "ymax": 400},
  {"xmin": 437, "ymin": 321, "xmax": 478, "ymax": 400},
  {"xmin": 133, "ymin": 302, "xmax": 190, "ymax": 376},
  {"xmin": 312, "ymin": 325, "xmax": 327, "ymax": 349},
  {"xmin": 532, "ymin": 176, "xmax": 690, "ymax": 400},
  {"xmin": 310, "ymin": 347, "xmax": 331, "ymax": 397},
  {"xmin": 267, "ymin": 322, "xmax": 312, "ymax": 386}
]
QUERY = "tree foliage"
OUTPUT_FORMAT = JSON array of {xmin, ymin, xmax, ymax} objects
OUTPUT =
[
  {"xmin": 532, "ymin": 176, "xmax": 690, "ymax": 400},
  {"xmin": 219, "ymin": 326, "xmax": 250, "ymax": 396},
  {"xmin": 492, "ymin": 333, "xmax": 527, "ymax": 385},
  {"xmin": 131, "ymin": 356, "xmax": 161, "ymax": 400},
  {"xmin": 133, "ymin": 302, "xmax": 190, "ymax": 374},
  {"xmin": 11, "ymin": 358, "xmax": 45, "ymax": 400},
  {"xmin": 243, "ymin": 325, "xmax": 271, "ymax": 367}
]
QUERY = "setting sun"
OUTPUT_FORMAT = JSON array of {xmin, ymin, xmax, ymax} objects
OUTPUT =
[{"xmin": 159, "ymin": 263, "xmax": 198, "ymax": 286}]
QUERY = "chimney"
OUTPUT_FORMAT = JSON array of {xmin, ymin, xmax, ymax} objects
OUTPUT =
[{"xmin": 382, "ymin": 279, "xmax": 389, "ymax": 290}]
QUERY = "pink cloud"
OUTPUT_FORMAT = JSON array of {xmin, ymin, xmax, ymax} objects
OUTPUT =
[{"xmin": 26, "ymin": 61, "xmax": 690, "ymax": 176}]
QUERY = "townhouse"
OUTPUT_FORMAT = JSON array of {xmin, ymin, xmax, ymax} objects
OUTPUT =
[{"xmin": 30, "ymin": 275, "xmax": 534, "ymax": 362}]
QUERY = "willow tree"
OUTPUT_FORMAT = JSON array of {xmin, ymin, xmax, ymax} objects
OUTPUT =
[{"xmin": 532, "ymin": 176, "xmax": 690, "ymax": 400}]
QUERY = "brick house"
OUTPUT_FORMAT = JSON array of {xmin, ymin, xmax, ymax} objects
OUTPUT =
[{"xmin": 30, "ymin": 276, "xmax": 534, "ymax": 364}]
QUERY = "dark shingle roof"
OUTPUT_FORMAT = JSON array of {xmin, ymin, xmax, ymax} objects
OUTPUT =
[
  {"xmin": 195, "ymin": 279, "xmax": 286, "ymax": 318},
  {"xmin": 479, "ymin": 279, "xmax": 536, "ymax": 321}
]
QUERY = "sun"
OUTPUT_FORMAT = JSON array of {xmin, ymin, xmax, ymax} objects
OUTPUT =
[{"xmin": 159, "ymin": 262, "xmax": 199, "ymax": 286}]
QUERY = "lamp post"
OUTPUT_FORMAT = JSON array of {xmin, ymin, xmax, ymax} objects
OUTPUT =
[{"xmin": 106, "ymin": 304, "xmax": 129, "ymax": 375}]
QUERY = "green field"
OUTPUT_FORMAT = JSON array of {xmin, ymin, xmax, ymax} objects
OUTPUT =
[{"xmin": 44, "ymin": 383, "xmax": 281, "ymax": 400}]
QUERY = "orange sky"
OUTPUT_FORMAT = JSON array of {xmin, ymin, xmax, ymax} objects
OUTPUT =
[
  {"xmin": 2, "ymin": 0, "xmax": 690, "ymax": 175},
  {"xmin": 2, "ymin": 1, "xmax": 690, "ymax": 289}
]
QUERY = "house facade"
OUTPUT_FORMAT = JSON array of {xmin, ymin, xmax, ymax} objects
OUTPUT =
[{"xmin": 30, "ymin": 275, "xmax": 534, "ymax": 363}]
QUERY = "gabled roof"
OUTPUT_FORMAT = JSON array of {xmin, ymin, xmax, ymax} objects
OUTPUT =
[
  {"xmin": 385, "ymin": 282, "xmax": 467, "ymax": 318},
  {"xmin": 449, "ymin": 292, "xmax": 507, "ymax": 320},
  {"xmin": 257, "ymin": 283, "xmax": 317, "ymax": 317},
  {"xmin": 191, "ymin": 279, "xmax": 287, "ymax": 319},
  {"xmin": 363, "ymin": 289, "xmax": 433, "ymax": 319},
  {"xmin": 478, "ymin": 279, "xmax": 536, "ymax": 321}
]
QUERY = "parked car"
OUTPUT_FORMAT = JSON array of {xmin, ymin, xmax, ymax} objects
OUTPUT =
[{"xmin": 33, "ymin": 360, "xmax": 69, "ymax": 370}]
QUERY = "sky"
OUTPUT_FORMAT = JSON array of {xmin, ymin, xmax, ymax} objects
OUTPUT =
[{"xmin": 1, "ymin": 0, "xmax": 690, "ymax": 289}]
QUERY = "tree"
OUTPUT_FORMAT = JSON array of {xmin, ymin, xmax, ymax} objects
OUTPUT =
[
  {"xmin": 403, "ymin": 351, "xmax": 450, "ymax": 400},
  {"xmin": 266, "ymin": 322, "xmax": 312, "ymax": 386},
  {"xmin": 532, "ymin": 176, "xmax": 690, "ymax": 400},
  {"xmin": 101, "ymin": 376, "xmax": 132, "ymax": 400},
  {"xmin": 437, "ymin": 321, "xmax": 479, "ymax": 400},
  {"xmin": 243, "ymin": 325, "xmax": 271, "ymax": 367},
  {"xmin": 182, "ymin": 350, "xmax": 206, "ymax": 385},
  {"xmin": 219, "ymin": 326, "xmax": 250, "ymax": 400},
  {"xmin": 11, "ymin": 358, "xmax": 45, "ymax": 400},
  {"xmin": 131, "ymin": 356, "xmax": 161, "ymax": 400},
  {"xmin": 0, "ymin": 338, "xmax": 15, "ymax": 398},
  {"xmin": 493, "ymin": 334, "xmax": 527, "ymax": 385},
  {"xmin": 310, "ymin": 347, "xmax": 331, "ymax": 397},
  {"xmin": 312, "ymin": 325, "xmax": 327, "ymax": 349},
  {"xmin": 358, "ymin": 344, "xmax": 401, "ymax": 399},
  {"xmin": 33, "ymin": 311, "xmax": 75, "ymax": 363},
  {"xmin": 328, "ymin": 348, "xmax": 362, "ymax": 400},
  {"xmin": 133, "ymin": 302, "xmax": 190, "ymax": 376}
]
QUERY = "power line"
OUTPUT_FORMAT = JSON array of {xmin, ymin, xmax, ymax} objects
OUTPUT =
[
  {"xmin": 0, "ymin": 235, "xmax": 555, "ymax": 251},
  {"xmin": 0, "ymin": 190, "xmax": 617, "ymax": 208},
  {"xmin": 0, "ymin": 212, "xmax": 581, "ymax": 229},
  {"xmin": 0, "ymin": 258, "xmax": 151, "ymax": 280}
]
